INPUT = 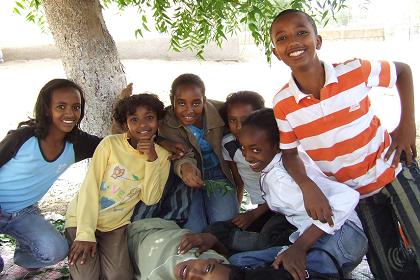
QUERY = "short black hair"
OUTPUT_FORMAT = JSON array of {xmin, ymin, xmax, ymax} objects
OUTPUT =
[
  {"xmin": 113, "ymin": 93, "xmax": 165, "ymax": 126},
  {"xmin": 170, "ymin": 73, "xmax": 206, "ymax": 103},
  {"xmin": 270, "ymin": 9, "xmax": 318, "ymax": 43},
  {"xmin": 220, "ymin": 91, "xmax": 265, "ymax": 123},
  {"xmin": 242, "ymin": 108, "xmax": 279, "ymax": 147},
  {"xmin": 229, "ymin": 265, "xmax": 294, "ymax": 280},
  {"xmin": 18, "ymin": 78, "xmax": 85, "ymax": 142}
]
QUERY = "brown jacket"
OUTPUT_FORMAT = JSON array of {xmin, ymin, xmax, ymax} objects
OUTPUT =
[{"xmin": 159, "ymin": 99, "xmax": 234, "ymax": 185}]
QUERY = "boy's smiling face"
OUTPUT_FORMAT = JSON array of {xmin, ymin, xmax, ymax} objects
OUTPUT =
[
  {"xmin": 271, "ymin": 11, "xmax": 322, "ymax": 71},
  {"xmin": 239, "ymin": 126, "xmax": 279, "ymax": 172}
]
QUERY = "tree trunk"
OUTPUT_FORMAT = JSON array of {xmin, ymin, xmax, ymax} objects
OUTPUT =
[{"xmin": 43, "ymin": 0, "xmax": 126, "ymax": 137}]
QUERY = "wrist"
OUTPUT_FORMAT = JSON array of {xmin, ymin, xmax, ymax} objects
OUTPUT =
[{"xmin": 147, "ymin": 150, "xmax": 158, "ymax": 162}]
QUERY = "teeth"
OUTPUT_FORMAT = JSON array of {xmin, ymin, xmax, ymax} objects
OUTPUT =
[
  {"xmin": 249, "ymin": 162, "xmax": 259, "ymax": 167},
  {"xmin": 140, "ymin": 131, "xmax": 149, "ymax": 134},
  {"xmin": 289, "ymin": 50, "xmax": 304, "ymax": 57},
  {"xmin": 63, "ymin": 120, "xmax": 74, "ymax": 124}
]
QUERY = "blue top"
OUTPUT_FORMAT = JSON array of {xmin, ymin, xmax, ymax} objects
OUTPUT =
[
  {"xmin": 187, "ymin": 125, "xmax": 219, "ymax": 170},
  {"xmin": 0, "ymin": 136, "xmax": 75, "ymax": 213}
]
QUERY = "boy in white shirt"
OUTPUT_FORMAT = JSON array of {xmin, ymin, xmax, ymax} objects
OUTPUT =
[{"xmin": 235, "ymin": 108, "xmax": 367, "ymax": 279}]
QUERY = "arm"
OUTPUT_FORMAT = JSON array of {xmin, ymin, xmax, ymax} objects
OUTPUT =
[
  {"xmin": 232, "ymin": 203, "xmax": 268, "ymax": 230},
  {"xmin": 75, "ymin": 139, "xmax": 110, "ymax": 242},
  {"xmin": 272, "ymin": 225, "xmax": 324, "ymax": 280},
  {"xmin": 178, "ymin": 232, "xmax": 229, "ymax": 256},
  {"xmin": 228, "ymin": 161, "xmax": 244, "ymax": 204},
  {"xmin": 159, "ymin": 121, "xmax": 203, "ymax": 187},
  {"xmin": 282, "ymin": 148, "xmax": 333, "ymax": 226},
  {"xmin": 384, "ymin": 62, "xmax": 416, "ymax": 167},
  {"xmin": 138, "ymin": 144, "xmax": 171, "ymax": 205},
  {"xmin": 69, "ymin": 138, "xmax": 110, "ymax": 265}
]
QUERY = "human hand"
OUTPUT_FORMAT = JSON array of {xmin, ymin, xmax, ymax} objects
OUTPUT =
[
  {"xmin": 68, "ymin": 240, "xmax": 97, "ymax": 265},
  {"xmin": 301, "ymin": 181, "xmax": 334, "ymax": 226},
  {"xmin": 232, "ymin": 211, "xmax": 257, "ymax": 230},
  {"xmin": 137, "ymin": 135, "xmax": 157, "ymax": 161},
  {"xmin": 158, "ymin": 139, "xmax": 186, "ymax": 160},
  {"xmin": 180, "ymin": 163, "xmax": 204, "ymax": 188},
  {"xmin": 178, "ymin": 233, "xmax": 217, "ymax": 256},
  {"xmin": 272, "ymin": 245, "xmax": 307, "ymax": 280},
  {"xmin": 119, "ymin": 83, "xmax": 133, "ymax": 99},
  {"xmin": 385, "ymin": 122, "xmax": 417, "ymax": 167}
]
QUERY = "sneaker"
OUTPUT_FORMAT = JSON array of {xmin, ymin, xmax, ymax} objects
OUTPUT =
[{"xmin": 0, "ymin": 255, "xmax": 4, "ymax": 273}]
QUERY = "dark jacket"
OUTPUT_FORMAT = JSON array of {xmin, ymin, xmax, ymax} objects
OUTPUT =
[{"xmin": 158, "ymin": 99, "xmax": 234, "ymax": 185}]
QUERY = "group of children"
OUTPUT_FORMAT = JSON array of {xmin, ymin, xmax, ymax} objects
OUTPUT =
[{"xmin": 0, "ymin": 8, "xmax": 419, "ymax": 280}]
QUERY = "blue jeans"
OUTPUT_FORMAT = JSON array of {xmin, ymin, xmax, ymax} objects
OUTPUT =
[
  {"xmin": 183, "ymin": 166, "xmax": 238, "ymax": 233},
  {"xmin": 0, "ymin": 205, "xmax": 68, "ymax": 269},
  {"xmin": 229, "ymin": 220, "xmax": 368, "ymax": 275}
]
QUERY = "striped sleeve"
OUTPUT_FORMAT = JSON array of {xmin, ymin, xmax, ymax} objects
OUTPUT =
[
  {"xmin": 273, "ymin": 101, "xmax": 299, "ymax": 149},
  {"xmin": 361, "ymin": 59, "xmax": 397, "ymax": 88}
]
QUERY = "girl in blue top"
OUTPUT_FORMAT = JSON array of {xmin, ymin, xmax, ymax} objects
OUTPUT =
[{"xmin": 0, "ymin": 79, "xmax": 102, "ymax": 271}]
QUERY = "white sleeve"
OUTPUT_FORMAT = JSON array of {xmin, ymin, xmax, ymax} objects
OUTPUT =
[{"xmin": 306, "ymin": 165, "xmax": 360, "ymax": 234}]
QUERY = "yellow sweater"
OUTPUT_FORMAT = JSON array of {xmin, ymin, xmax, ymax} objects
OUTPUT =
[{"xmin": 65, "ymin": 133, "xmax": 170, "ymax": 242}]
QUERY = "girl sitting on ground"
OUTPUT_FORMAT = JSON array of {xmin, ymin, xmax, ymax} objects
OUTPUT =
[
  {"xmin": 0, "ymin": 79, "xmax": 102, "ymax": 271},
  {"xmin": 65, "ymin": 93, "xmax": 171, "ymax": 279}
]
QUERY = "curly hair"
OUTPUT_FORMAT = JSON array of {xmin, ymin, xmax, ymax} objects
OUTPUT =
[
  {"xmin": 242, "ymin": 108, "xmax": 279, "ymax": 147},
  {"xmin": 220, "ymin": 91, "xmax": 265, "ymax": 123},
  {"xmin": 113, "ymin": 93, "xmax": 165, "ymax": 126},
  {"xmin": 170, "ymin": 73, "xmax": 205, "ymax": 104},
  {"xmin": 18, "ymin": 79, "xmax": 85, "ymax": 142}
]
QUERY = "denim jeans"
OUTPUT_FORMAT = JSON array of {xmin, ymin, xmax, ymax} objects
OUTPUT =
[
  {"xmin": 183, "ymin": 165, "xmax": 238, "ymax": 233},
  {"xmin": 229, "ymin": 220, "xmax": 368, "ymax": 275},
  {"xmin": 0, "ymin": 205, "xmax": 68, "ymax": 269}
]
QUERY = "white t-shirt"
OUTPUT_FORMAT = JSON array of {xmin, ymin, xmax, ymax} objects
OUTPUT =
[
  {"xmin": 222, "ymin": 133, "xmax": 264, "ymax": 205},
  {"xmin": 261, "ymin": 153, "xmax": 362, "ymax": 243}
]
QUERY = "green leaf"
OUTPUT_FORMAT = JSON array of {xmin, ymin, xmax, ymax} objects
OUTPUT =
[{"xmin": 132, "ymin": 174, "xmax": 140, "ymax": 181}]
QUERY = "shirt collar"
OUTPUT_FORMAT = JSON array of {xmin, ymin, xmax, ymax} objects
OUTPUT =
[
  {"xmin": 261, "ymin": 152, "xmax": 282, "ymax": 174},
  {"xmin": 288, "ymin": 61, "xmax": 338, "ymax": 103}
]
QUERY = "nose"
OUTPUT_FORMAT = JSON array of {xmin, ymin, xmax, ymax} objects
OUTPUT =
[
  {"xmin": 64, "ymin": 106, "xmax": 75, "ymax": 117},
  {"xmin": 236, "ymin": 122, "xmax": 242, "ymax": 131}
]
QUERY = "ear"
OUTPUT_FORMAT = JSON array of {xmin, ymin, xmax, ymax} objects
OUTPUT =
[
  {"xmin": 272, "ymin": 47, "xmax": 281, "ymax": 61},
  {"xmin": 316, "ymin": 35, "xmax": 322, "ymax": 50}
]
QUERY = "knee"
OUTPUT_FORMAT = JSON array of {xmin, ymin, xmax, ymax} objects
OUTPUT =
[{"xmin": 36, "ymin": 235, "xmax": 69, "ymax": 265}]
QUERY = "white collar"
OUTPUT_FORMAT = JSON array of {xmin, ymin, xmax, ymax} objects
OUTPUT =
[
  {"xmin": 262, "ymin": 153, "xmax": 282, "ymax": 174},
  {"xmin": 288, "ymin": 61, "xmax": 338, "ymax": 103}
]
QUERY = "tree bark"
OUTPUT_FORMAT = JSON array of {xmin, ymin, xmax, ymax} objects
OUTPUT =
[{"xmin": 43, "ymin": 0, "xmax": 126, "ymax": 137}]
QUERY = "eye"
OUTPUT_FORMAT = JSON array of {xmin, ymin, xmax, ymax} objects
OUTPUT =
[
  {"xmin": 297, "ymin": 30, "xmax": 308, "ymax": 36},
  {"xmin": 192, "ymin": 102, "xmax": 201, "ymax": 107},
  {"xmin": 276, "ymin": 35, "xmax": 286, "ymax": 42},
  {"xmin": 146, "ymin": 115, "xmax": 155, "ymax": 120},
  {"xmin": 229, "ymin": 118, "xmax": 236, "ymax": 123},
  {"xmin": 252, "ymin": 148, "xmax": 261, "ymax": 153},
  {"xmin": 56, "ymin": 105, "xmax": 65, "ymax": 110},
  {"xmin": 177, "ymin": 100, "xmax": 185, "ymax": 106},
  {"xmin": 72, "ymin": 105, "xmax": 81, "ymax": 111},
  {"xmin": 129, "ymin": 117, "xmax": 138, "ymax": 123},
  {"xmin": 205, "ymin": 264, "xmax": 212, "ymax": 273}
]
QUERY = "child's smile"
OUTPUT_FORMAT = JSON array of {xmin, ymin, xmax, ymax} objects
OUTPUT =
[
  {"xmin": 49, "ymin": 88, "xmax": 82, "ymax": 136},
  {"xmin": 239, "ymin": 127, "xmax": 279, "ymax": 172},
  {"xmin": 271, "ymin": 12, "xmax": 321, "ymax": 70},
  {"xmin": 126, "ymin": 106, "xmax": 158, "ymax": 146},
  {"xmin": 173, "ymin": 85, "xmax": 204, "ymax": 127}
]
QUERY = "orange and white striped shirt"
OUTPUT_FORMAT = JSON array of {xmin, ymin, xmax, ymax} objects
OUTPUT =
[{"xmin": 273, "ymin": 59, "xmax": 401, "ymax": 198}]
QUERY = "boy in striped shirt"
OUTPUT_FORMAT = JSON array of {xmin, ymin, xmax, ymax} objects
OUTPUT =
[{"xmin": 271, "ymin": 9, "xmax": 419, "ymax": 280}]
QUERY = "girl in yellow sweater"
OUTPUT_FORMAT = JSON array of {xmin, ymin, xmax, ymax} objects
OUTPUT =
[{"xmin": 65, "ymin": 93, "xmax": 170, "ymax": 279}]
